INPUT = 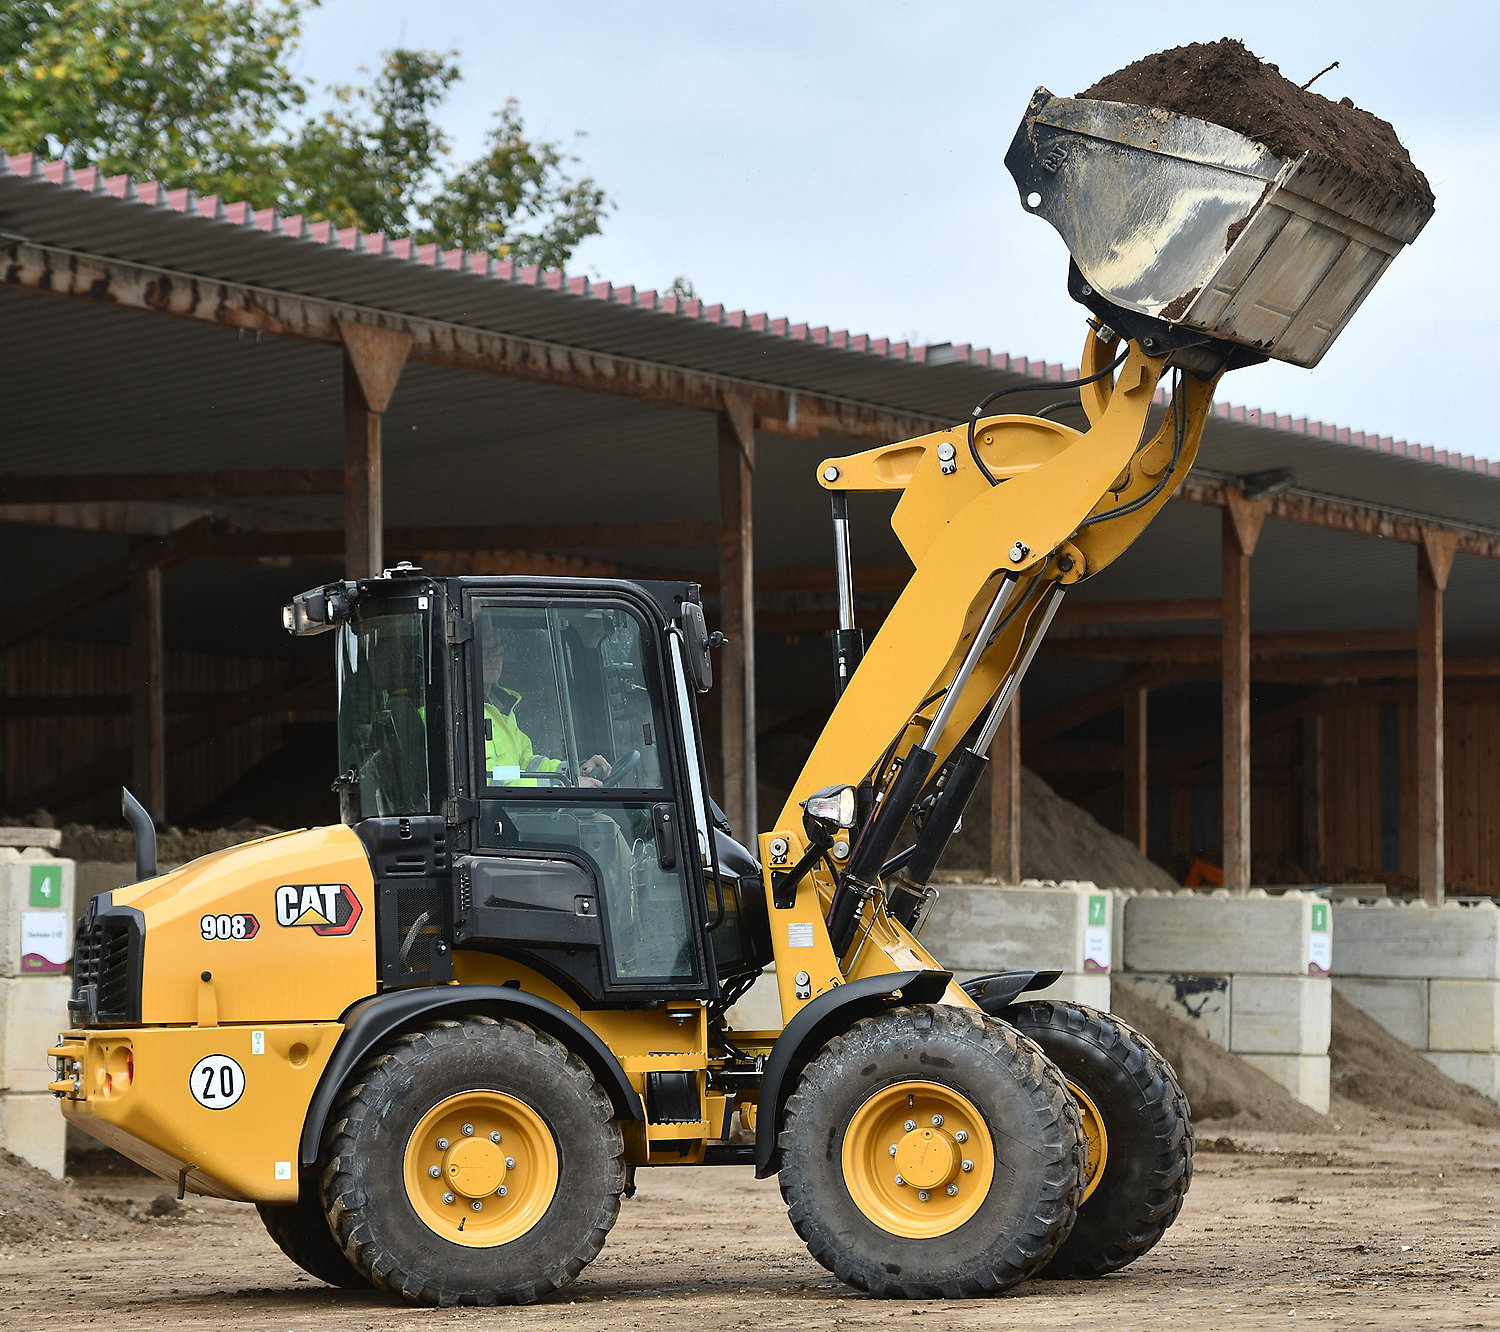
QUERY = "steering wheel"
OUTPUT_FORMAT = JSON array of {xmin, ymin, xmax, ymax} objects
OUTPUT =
[{"xmin": 602, "ymin": 749, "xmax": 643, "ymax": 788}]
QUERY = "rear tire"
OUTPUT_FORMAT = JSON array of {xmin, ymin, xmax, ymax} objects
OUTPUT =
[
  {"xmin": 320, "ymin": 1015, "xmax": 625, "ymax": 1306},
  {"xmin": 778, "ymin": 1003, "xmax": 1084, "ymax": 1298},
  {"xmin": 257, "ymin": 1192, "xmax": 369, "ymax": 1289},
  {"xmin": 1005, "ymin": 1000, "xmax": 1193, "ymax": 1278}
]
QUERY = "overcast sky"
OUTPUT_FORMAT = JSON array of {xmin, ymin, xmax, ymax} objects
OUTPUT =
[{"xmin": 291, "ymin": 0, "xmax": 1495, "ymax": 461}]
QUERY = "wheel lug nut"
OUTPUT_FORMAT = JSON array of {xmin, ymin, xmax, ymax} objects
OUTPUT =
[
  {"xmin": 918, "ymin": 1190, "xmax": 931, "ymax": 1202},
  {"xmin": 461, "ymin": 1123, "xmax": 474, "ymax": 1136},
  {"xmin": 505, "ymin": 1157, "xmax": 516, "ymax": 1169},
  {"xmin": 954, "ymin": 1130, "xmax": 968, "ymax": 1143},
  {"xmin": 442, "ymin": 1192, "xmax": 455, "ymax": 1205},
  {"xmin": 894, "ymin": 1175, "xmax": 906, "ymax": 1187},
  {"xmin": 496, "ymin": 1185, "xmax": 508, "ymax": 1197},
  {"xmin": 931, "ymin": 1114, "xmax": 944, "ymax": 1127},
  {"xmin": 946, "ymin": 1184, "xmax": 959, "ymax": 1196},
  {"xmin": 428, "ymin": 1166, "xmax": 441, "ymax": 1178},
  {"xmin": 888, "ymin": 1145, "xmax": 897, "ymax": 1157},
  {"xmin": 436, "ymin": 1137, "xmax": 449, "ymax": 1149},
  {"xmin": 490, "ymin": 1131, "xmax": 502, "ymax": 1144},
  {"xmin": 471, "ymin": 1200, "xmax": 483, "ymax": 1212},
  {"xmin": 961, "ymin": 1159, "xmax": 974, "ymax": 1172},
  {"xmin": 903, "ymin": 1119, "xmax": 916, "ymax": 1132}
]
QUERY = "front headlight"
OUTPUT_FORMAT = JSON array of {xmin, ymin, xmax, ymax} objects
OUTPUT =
[{"xmin": 802, "ymin": 784, "xmax": 856, "ymax": 845}]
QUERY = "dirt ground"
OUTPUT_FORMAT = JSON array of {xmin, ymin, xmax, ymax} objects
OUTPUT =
[{"xmin": 3, "ymin": 1125, "xmax": 1497, "ymax": 1330}]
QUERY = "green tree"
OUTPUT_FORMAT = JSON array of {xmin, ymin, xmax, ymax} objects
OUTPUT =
[{"xmin": 0, "ymin": 1, "xmax": 608, "ymax": 266}]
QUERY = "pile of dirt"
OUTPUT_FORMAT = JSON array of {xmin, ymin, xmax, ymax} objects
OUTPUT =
[
  {"xmin": 1113, "ymin": 982, "xmax": 1500, "ymax": 1133},
  {"xmin": 0, "ymin": 1150, "xmax": 129, "ymax": 1252},
  {"xmin": 1111, "ymin": 982, "xmax": 1330, "ymax": 1132},
  {"xmin": 1328, "ymin": 991, "xmax": 1500, "ymax": 1130},
  {"xmin": 1080, "ymin": 38, "xmax": 1433, "ymax": 212},
  {"xmin": 57, "ymin": 822, "xmax": 285, "ymax": 864},
  {"xmin": 943, "ymin": 767, "xmax": 1180, "ymax": 890}
]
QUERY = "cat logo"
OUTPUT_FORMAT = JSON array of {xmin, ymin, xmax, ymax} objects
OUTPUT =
[{"xmin": 273, "ymin": 883, "xmax": 363, "ymax": 936}]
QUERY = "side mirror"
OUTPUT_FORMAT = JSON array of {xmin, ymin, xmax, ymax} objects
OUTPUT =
[{"xmin": 679, "ymin": 599, "xmax": 715, "ymax": 693}]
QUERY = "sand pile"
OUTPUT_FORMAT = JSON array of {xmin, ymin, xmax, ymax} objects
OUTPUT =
[
  {"xmin": 1111, "ymin": 982, "xmax": 1329, "ymax": 1132},
  {"xmin": 1328, "ymin": 992, "xmax": 1500, "ymax": 1130},
  {"xmin": 1113, "ymin": 983, "xmax": 1500, "ymax": 1132},
  {"xmin": 942, "ymin": 767, "xmax": 1180, "ymax": 890},
  {"xmin": 56, "ymin": 822, "xmax": 284, "ymax": 864},
  {"xmin": 1081, "ymin": 38, "xmax": 1432, "ymax": 212}
]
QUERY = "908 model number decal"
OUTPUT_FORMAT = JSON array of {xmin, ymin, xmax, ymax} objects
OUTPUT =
[{"xmin": 200, "ymin": 912, "xmax": 260, "ymax": 941}]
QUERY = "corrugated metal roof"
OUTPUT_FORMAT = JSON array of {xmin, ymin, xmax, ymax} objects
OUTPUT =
[{"xmin": 1, "ymin": 149, "xmax": 1496, "ymax": 678}]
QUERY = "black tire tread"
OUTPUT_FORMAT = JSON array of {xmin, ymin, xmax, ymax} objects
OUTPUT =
[
  {"xmin": 1006, "ymin": 1000, "xmax": 1193, "ymax": 1279},
  {"xmin": 320, "ymin": 1014, "xmax": 624, "ymax": 1306},
  {"xmin": 778, "ymin": 1003, "xmax": 1085, "ymax": 1298},
  {"xmin": 256, "ymin": 1193, "xmax": 370, "ymax": 1289}
]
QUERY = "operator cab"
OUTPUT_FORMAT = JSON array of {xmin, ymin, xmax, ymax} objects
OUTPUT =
[{"xmin": 285, "ymin": 567, "xmax": 770, "ymax": 1010}]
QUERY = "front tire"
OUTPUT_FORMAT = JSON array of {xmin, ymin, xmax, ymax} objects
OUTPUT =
[
  {"xmin": 778, "ymin": 1004, "xmax": 1084, "ymax": 1298},
  {"xmin": 1005, "ymin": 1000, "xmax": 1193, "ymax": 1278},
  {"xmin": 320, "ymin": 1015, "xmax": 625, "ymax": 1306}
]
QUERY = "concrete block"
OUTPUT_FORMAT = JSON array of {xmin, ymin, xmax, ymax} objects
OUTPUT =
[
  {"xmin": 1333, "ymin": 977, "xmax": 1429, "ymax": 1050},
  {"xmin": 1230, "ymin": 975, "xmax": 1330, "ymax": 1056},
  {"xmin": 1123, "ymin": 891, "xmax": 1330, "ymax": 976},
  {"xmin": 1422, "ymin": 1052, "xmax": 1500, "ymax": 1102},
  {"xmin": 922, "ymin": 882, "xmax": 1113, "ymax": 975},
  {"xmin": 0, "ymin": 1089, "xmax": 67, "ymax": 1178},
  {"xmin": 0, "ymin": 976, "xmax": 72, "ymax": 1090},
  {"xmin": 724, "ymin": 970, "xmax": 782, "ymax": 1031},
  {"xmin": 1332, "ymin": 899, "xmax": 1500, "ymax": 980},
  {"xmin": 73, "ymin": 862, "xmax": 141, "ymax": 911},
  {"xmin": 1116, "ymin": 974, "xmax": 1230, "ymax": 1047},
  {"xmin": 0, "ymin": 852, "xmax": 75, "ymax": 977},
  {"xmin": 1240, "ymin": 1053, "xmax": 1331, "ymax": 1114},
  {"xmin": 1428, "ymin": 980, "xmax": 1500, "ymax": 1053}
]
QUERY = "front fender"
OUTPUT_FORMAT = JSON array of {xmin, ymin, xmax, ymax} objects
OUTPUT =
[
  {"xmin": 299, "ymin": 985, "xmax": 643, "ymax": 1167},
  {"xmin": 753, "ymin": 969, "xmax": 951, "ymax": 1178}
]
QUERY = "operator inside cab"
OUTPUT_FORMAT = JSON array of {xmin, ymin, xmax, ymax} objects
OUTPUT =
[{"xmin": 480, "ymin": 618, "xmax": 613, "ymax": 788}]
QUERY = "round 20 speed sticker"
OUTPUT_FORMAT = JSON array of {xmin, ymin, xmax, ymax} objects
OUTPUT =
[{"xmin": 189, "ymin": 1054, "xmax": 246, "ymax": 1110}]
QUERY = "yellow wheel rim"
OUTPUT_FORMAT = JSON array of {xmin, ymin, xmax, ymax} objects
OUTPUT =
[
  {"xmin": 402, "ymin": 1090, "xmax": 559, "ymax": 1248},
  {"xmin": 840, "ymin": 1080, "xmax": 995, "ymax": 1239},
  {"xmin": 1069, "ymin": 1080, "xmax": 1109, "ymax": 1203}
]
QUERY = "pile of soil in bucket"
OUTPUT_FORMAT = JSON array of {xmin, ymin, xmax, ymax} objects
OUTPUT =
[{"xmin": 1080, "ymin": 38, "xmax": 1433, "ymax": 213}]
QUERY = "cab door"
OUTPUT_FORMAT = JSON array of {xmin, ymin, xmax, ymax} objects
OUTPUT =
[{"xmin": 457, "ymin": 595, "xmax": 712, "ymax": 1003}]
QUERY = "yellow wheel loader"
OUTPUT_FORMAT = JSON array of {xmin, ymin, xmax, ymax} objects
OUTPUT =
[{"xmin": 50, "ymin": 85, "xmax": 1429, "ymax": 1305}]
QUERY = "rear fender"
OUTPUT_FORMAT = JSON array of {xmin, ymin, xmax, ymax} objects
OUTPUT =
[
  {"xmin": 299, "ymin": 985, "xmax": 642, "ymax": 1167},
  {"xmin": 753, "ymin": 969, "xmax": 951, "ymax": 1178},
  {"xmin": 961, "ymin": 969, "xmax": 1064, "ymax": 1015}
]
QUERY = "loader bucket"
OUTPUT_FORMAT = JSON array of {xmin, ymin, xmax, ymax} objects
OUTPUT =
[{"xmin": 1005, "ymin": 88, "xmax": 1435, "ymax": 367}]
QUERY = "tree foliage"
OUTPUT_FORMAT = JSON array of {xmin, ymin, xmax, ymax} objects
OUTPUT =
[{"xmin": 0, "ymin": 1, "xmax": 608, "ymax": 266}]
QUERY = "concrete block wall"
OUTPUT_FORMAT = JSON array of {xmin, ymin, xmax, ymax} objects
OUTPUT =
[
  {"xmin": 1118, "ymin": 889, "xmax": 1333, "ymax": 1113},
  {"xmin": 920, "ymin": 880, "xmax": 1114, "ymax": 1010},
  {"xmin": 1332, "ymin": 899, "xmax": 1500, "ymax": 1103},
  {"xmin": 725, "ymin": 881, "xmax": 1115, "ymax": 1030},
  {"xmin": 0, "ymin": 842, "xmax": 73, "ymax": 1177}
]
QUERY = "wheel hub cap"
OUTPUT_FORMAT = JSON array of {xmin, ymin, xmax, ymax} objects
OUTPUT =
[
  {"xmin": 893, "ymin": 1128, "xmax": 958, "ymax": 1190},
  {"xmin": 443, "ymin": 1136, "xmax": 506, "ymax": 1198}
]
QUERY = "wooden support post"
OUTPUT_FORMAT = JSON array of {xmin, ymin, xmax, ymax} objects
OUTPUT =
[
  {"xmin": 338, "ymin": 322, "xmax": 411, "ymax": 580},
  {"xmin": 1301, "ymin": 712, "xmax": 1325, "ymax": 877},
  {"xmin": 1417, "ymin": 528, "xmax": 1458, "ymax": 905},
  {"xmin": 1221, "ymin": 491, "xmax": 1267, "ymax": 893},
  {"xmin": 990, "ymin": 687, "xmax": 1021, "ymax": 883},
  {"xmin": 1124, "ymin": 686, "xmax": 1148, "ymax": 854},
  {"xmin": 128, "ymin": 554, "xmax": 166, "ymax": 823},
  {"xmin": 718, "ymin": 395, "xmax": 757, "ymax": 838}
]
